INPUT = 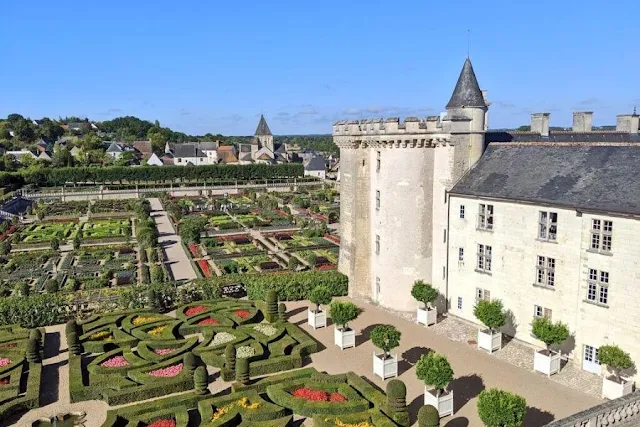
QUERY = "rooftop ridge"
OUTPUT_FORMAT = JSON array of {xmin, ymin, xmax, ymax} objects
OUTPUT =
[{"xmin": 490, "ymin": 141, "xmax": 640, "ymax": 147}]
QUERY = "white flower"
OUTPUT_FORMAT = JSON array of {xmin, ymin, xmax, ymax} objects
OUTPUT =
[
  {"xmin": 211, "ymin": 332, "xmax": 236, "ymax": 347},
  {"xmin": 252, "ymin": 324, "xmax": 277, "ymax": 337},
  {"xmin": 236, "ymin": 345, "xmax": 255, "ymax": 359}
]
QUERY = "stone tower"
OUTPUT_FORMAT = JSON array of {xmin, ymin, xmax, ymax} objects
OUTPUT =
[
  {"xmin": 333, "ymin": 58, "xmax": 488, "ymax": 312},
  {"xmin": 254, "ymin": 115, "xmax": 274, "ymax": 153}
]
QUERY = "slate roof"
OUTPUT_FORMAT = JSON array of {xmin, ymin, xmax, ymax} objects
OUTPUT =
[
  {"xmin": 446, "ymin": 58, "xmax": 486, "ymax": 109},
  {"xmin": 255, "ymin": 115, "xmax": 272, "ymax": 136},
  {"xmin": 173, "ymin": 144, "xmax": 205, "ymax": 158},
  {"xmin": 450, "ymin": 144, "xmax": 640, "ymax": 215},
  {"xmin": 305, "ymin": 156, "xmax": 326, "ymax": 171},
  {"xmin": 133, "ymin": 141, "xmax": 153, "ymax": 155},
  {"xmin": 486, "ymin": 131, "xmax": 640, "ymax": 143},
  {"xmin": 106, "ymin": 142, "xmax": 123, "ymax": 153},
  {"xmin": 0, "ymin": 197, "xmax": 33, "ymax": 216}
]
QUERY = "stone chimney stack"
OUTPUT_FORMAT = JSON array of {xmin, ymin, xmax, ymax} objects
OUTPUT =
[
  {"xmin": 616, "ymin": 112, "xmax": 639, "ymax": 134},
  {"xmin": 572, "ymin": 111, "xmax": 593, "ymax": 132},
  {"xmin": 531, "ymin": 113, "xmax": 550, "ymax": 137}
]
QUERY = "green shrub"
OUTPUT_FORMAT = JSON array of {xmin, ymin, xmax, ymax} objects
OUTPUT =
[
  {"xmin": 371, "ymin": 325, "xmax": 401, "ymax": 359},
  {"xmin": 44, "ymin": 279, "xmax": 59, "ymax": 294},
  {"xmin": 287, "ymin": 256, "xmax": 299, "ymax": 270},
  {"xmin": 531, "ymin": 317, "xmax": 569, "ymax": 350},
  {"xmin": 266, "ymin": 290, "xmax": 278, "ymax": 323},
  {"xmin": 26, "ymin": 338, "xmax": 41, "ymax": 363},
  {"xmin": 149, "ymin": 249, "xmax": 158, "ymax": 263},
  {"xmin": 477, "ymin": 388, "xmax": 526, "ymax": 427},
  {"xmin": 329, "ymin": 301, "xmax": 359, "ymax": 330},
  {"xmin": 67, "ymin": 331, "xmax": 82, "ymax": 355},
  {"xmin": 141, "ymin": 264, "xmax": 151, "ymax": 284},
  {"xmin": 473, "ymin": 299, "xmax": 505, "ymax": 332},
  {"xmin": 65, "ymin": 320, "xmax": 77, "ymax": 335},
  {"xmin": 14, "ymin": 282, "xmax": 29, "ymax": 297},
  {"xmin": 140, "ymin": 248, "xmax": 148, "ymax": 263},
  {"xmin": 225, "ymin": 343, "xmax": 236, "ymax": 371},
  {"xmin": 29, "ymin": 328, "xmax": 42, "ymax": 343},
  {"xmin": 194, "ymin": 365, "xmax": 208, "ymax": 395},
  {"xmin": 236, "ymin": 357, "xmax": 250, "ymax": 385},
  {"xmin": 309, "ymin": 285, "xmax": 333, "ymax": 312},
  {"xmin": 386, "ymin": 379, "xmax": 409, "ymax": 426},
  {"xmin": 416, "ymin": 352, "xmax": 453, "ymax": 397},
  {"xmin": 418, "ymin": 405, "xmax": 440, "ymax": 427},
  {"xmin": 0, "ymin": 293, "xmax": 66, "ymax": 327},
  {"xmin": 599, "ymin": 345, "xmax": 635, "ymax": 381},
  {"xmin": 411, "ymin": 280, "xmax": 438, "ymax": 309},
  {"xmin": 184, "ymin": 352, "xmax": 197, "ymax": 374},
  {"xmin": 278, "ymin": 303, "xmax": 287, "ymax": 322}
]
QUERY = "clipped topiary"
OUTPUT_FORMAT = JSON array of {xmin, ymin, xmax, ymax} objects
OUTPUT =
[
  {"xmin": 184, "ymin": 352, "xmax": 197, "ymax": 374},
  {"xmin": 236, "ymin": 357, "xmax": 250, "ymax": 385},
  {"xmin": 416, "ymin": 352, "xmax": 454, "ymax": 397},
  {"xmin": 477, "ymin": 388, "xmax": 526, "ymax": 427},
  {"xmin": 329, "ymin": 301, "xmax": 360, "ymax": 331},
  {"xmin": 411, "ymin": 280, "xmax": 438, "ymax": 309},
  {"xmin": 386, "ymin": 379, "xmax": 409, "ymax": 426},
  {"xmin": 309, "ymin": 285, "xmax": 333, "ymax": 312},
  {"xmin": 225, "ymin": 343, "xmax": 236, "ymax": 371},
  {"xmin": 29, "ymin": 328, "xmax": 42, "ymax": 344},
  {"xmin": 278, "ymin": 303, "xmax": 287, "ymax": 322},
  {"xmin": 147, "ymin": 288, "xmax": 159, "ymax": 310},
  {"xmin": 194, "ymin": 365, "xmax": 208, "ymax": 395},
  {"xmin": 418, "ymin": 405, "xmax": 440, "ymax": 427},
  {"xmin": 474, "ymin": 299, "xmax": 505, "ymax": 333},
  {"xmin": 67, "ymin": 331, "xmax": 82, "ymax": 355},
  {"xmin": 531, "ymin": 317, "xmax": 569, "ymax": 354},
  {"xmin": 371, "ymin": 324, "xmax": 401, "ymax": 360},
  {"xmin": 599, "ymin": 344, "xmax": 635, "ymax": 383},
  {"xmin": 266, "ymin": 290, "xmax": 278, "ymax": 323},
  {"xmin": 65, "ymin": 320, "xmax": 77, "ymax": 335},
  {"xmin": 44, "ymin": 279, "xmax": 59, "ymax": 294},
  {"xmin": 26, "ymin": 338, "xmax": 41, "ymax": 363}
]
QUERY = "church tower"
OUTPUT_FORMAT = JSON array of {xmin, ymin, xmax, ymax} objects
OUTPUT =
[{"xmin": 254, "ymin": 115, "xmax": 274, "ymax": 153}]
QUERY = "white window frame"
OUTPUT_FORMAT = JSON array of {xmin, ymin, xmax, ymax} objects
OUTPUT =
[
  {"xmin": 534, "ymin": 305, "xmax": 552, "ymax": 319},
  {"xmin": 478, "ymin": 204, "xmax": 494, "ymax": 231},
  {"xmin": 477, "ymin": 244, "xmax": 492, "ymax": 272},
  {"xmin": 375, "ymin": 235, "xmax": 380, "ymax": 255},
  {"xmin": 458, "ymin": 247, "xmax": 464, "ymax": 262},
  {"xmin": 376, "ymin": 151, "xmax": 380, "ymax": 172},
  {"xmin": 535, "ymin": 256, "xmax": 555, "ymax": 287},
  {"xmin": 475, "ymin": 287, "xmax": 491, "ymax": 302},
  {"xmin": 457, "ymin": 297, "xmax": 462, "ymax": 310},
  {"xmin": 586, "ymin": 268, "xmax": 609, "ymax": 306},
  {"xmin": 459, "ymin": 205, "xmax": 465, "ymax": 219},
  {"xmin": 590, "ymin": 219, "xmax": 613, "ymax": 252},
  {"xmin": 538, "ymin": 211, "xmax": 558, "ymax": 241},
  {"xmin": 375, "ymin": 190, "xmax": 380, "ymax": 210}
]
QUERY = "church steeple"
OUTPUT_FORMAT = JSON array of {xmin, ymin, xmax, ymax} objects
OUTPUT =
[
  {"xmin": 255, "ymin": 115, "xmax": 272, "ymax": 136},
  {"xmin": 446, "ymin": 58, "xmax": 486, "ymax": 109}
]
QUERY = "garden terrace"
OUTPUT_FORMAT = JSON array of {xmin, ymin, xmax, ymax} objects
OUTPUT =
[
  {"xmin": 205, "ymin": 214, "xmax": 242, "ymax": 232},
  {"xmin": 14, "ymin": 220, "xmax": 79, "ymax": 245},
  {"xmin": 61, "ymin": 245, "xmax": 138, "ymax": 290},
  {"xmin": 0, "ymin": 324, "xmax": 43, "ymax": 421},
  {"xmin": 37, "ymin": 200, "xmax": 89, "ymax": 219},
  {"xmin": 81, "ymin": 219, "xmax": 132, "ymax": 242},
  {"xmin": 214, "ymin": 254, "xmax": 285, "ymax": 275},
  {"xmin": 293, "ymin": 248, "xmax": 339, "ymax": 269},
  {"xmin": 90, "ymin": 199, "xmax": 136, "ymax": 215},
  {"xmin": 201, "ymin": 236, "xmax": 263, "ymax": 259},
  {"xmin": 0, "ymin": 250, "xmax": 60, "ymax": 293},
  {"xmin": 268, "ymin": 231, "xmax": 338, "ymax": 251}
]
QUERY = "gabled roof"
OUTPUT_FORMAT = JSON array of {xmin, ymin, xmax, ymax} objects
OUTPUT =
[
  {"xmin": 106, "ymin": 142, "xmax": 123, "ymax": 153},
  {"xmin": 147, "ymin": 153, "xmax": 164, "ymax": 166},
  {"xmin": 305, "ymin": 156, "xmax": 326, "ymax": 171},
  {"xmin": 255, "ymin": 115, "xmax": 272, "ymax": 136},
  {"xmin": 446, "ymin": 58, "xmax": 486, "ymax": 109},
  {"xmin": 0, "ymin": 197, "xmax": 33, "ymax": 216},
  {"xmin": 450, "ymin": 143, "xmax": 640, "ymax": 215},
  {"xmin": 174, "ymin": 144, "xmax": 205, "ymax": 158},
  {"xmin": 133, "ymin": 141, "xmax": 153, "ymax": 155},
  {"xmin": 486, "ymin": 131, "xmax": 640, "ymax": 143}
]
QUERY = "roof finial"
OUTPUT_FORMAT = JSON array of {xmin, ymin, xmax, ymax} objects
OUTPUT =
[
  {"xmin": 634, "ymin": 105, "xmax": 637, "ymax": 115},
  {"xmin": 467, "ymin": 29, "xmax": 470, "ymax": 59}
]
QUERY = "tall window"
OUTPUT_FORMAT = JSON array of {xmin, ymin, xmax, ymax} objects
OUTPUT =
[
  {"xmin": 587, "ymin": 268, "xmax": 609, "ymax": 305},
  {"xmin": 375, "ymin": 235, "xmax": 380, "ymax": 255},
  {"xmin": 457, "ymin": 297, "xmax": 463, "ymax": 310},
  {"xmin": 376, "ymin": 151, "xmax": 380, "ymax": 172},
  {"xmin": 375, "ymin": 190, "xmax": 380, "ymax": 210},
  {"xmin": 539, "ymin": 211, "xmax": 558, "ymax": 241},
  {"xmin": 475, "ymin": 287, "xmax": 490, "ymax": 301},
  {"xmin": 459, "ymin": 205, "xmax": 465, "ymax": 219},
  {"xmin": 535, "ymin": 256, "xmax": 555, "ymax": 287},
  {"xmin": 534, "ymin": 305, "xmax": 552, "ymax": 319},
  {"xmin": 478, "ymin": 204, "xmax": 494, "ymax": 230},
  {"xmin": 477, "ymin": 244, "xmax": 492, "ymax": 272},
  {"xmin": 458, "ymin": 247, "xmax": 464, "ymax": 262},
  {"xmin": 591, "ymin": 219, "xmax": 613, "ymax": 252}
]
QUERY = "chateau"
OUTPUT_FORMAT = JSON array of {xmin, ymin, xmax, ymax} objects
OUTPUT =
[{"xmin": 334, "ymin": 58, "xmax": 640, "ymax": 376}]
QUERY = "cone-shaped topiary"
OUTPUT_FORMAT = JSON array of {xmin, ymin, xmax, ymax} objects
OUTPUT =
[
  {"xmin": 225, "ymin": 344, "xmax": 236, "ymax": 371},
  {"xmin": 278, "ymin": 303, "xmax": 287, "ymax": 322},
  {"xmin": 386, "ymin": 379, "xmax": 409, "ymax": 426},
  {"xmin": 236, "ymin": 357, "xmax": 250, "ymax": 385},
  {"xmin": 266, "ymin": 290, "xmax": 278, "ymax": 322},
  {"xmin": 418, "ymin": 405, "xmax": 440, "ymax": 427},
  {"xmin": 147, "ymin": 288, "xmax": 158, "ymax": 309},
  {"xmin": 65, "ymin": 320, "xmax": 77, "ymax": 335},
  {"xmin": 194, "ymin": 365, "xmax": 208, "ymax": 395},
  {"xmin": 26, "ymin": 338, "xmax": 41, "ymax": 363},
  {"xmin": 29, "ymin": 328, "xmax": 42, "ymax": 343},
  {"xmin": 67, "ymin": 331, "xmax": 82, "ymax": 356},
  {"xmin": 184, "ymin": 352, "xmax": 197, "ymax": 374}
]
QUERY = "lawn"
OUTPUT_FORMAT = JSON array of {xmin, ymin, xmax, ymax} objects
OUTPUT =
[{"xmin": 16, "ymin": 221, "xmax": 79, "ymax": 244}]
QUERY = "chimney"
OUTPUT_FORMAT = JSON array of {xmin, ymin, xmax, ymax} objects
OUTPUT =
[
  {"xmin": 616, "ymin": 112, "xmax": 639, "ymax": 134},
  {"xmin": 572, "ymin": 111, "xmax": 593, "ymax": 132},
  {"xmin": 531, "ymin": 113, "xmax": 550, "ymax": 137}
]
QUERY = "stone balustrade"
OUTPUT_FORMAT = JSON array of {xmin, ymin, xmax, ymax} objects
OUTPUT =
[{"xmin": 545, "ymin": 391, "xmax": 640, "ymax": 426}]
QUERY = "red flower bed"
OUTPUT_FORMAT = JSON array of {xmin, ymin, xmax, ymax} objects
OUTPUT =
[
  {"xmin": 291, "ymin": 387, "xmax": 347, "ymax": 402},
  {"xmin": 317, "ymin": 264, "xmax": 337, "ymax": 271},
  {"xmin": 198, "ymin": 318, "xmax": 219, "ymax": 326},
  {"xmin": 188, "ymin": 243, "xmax": 199, "ymax": 257},
  {"xmin": 185, "ymin": 306, "xmax": 208, "ymax": 317},
  {"xmin": 0, "ymin": 343, "xmax": 17, "ymax": 349},
  {"xmin": 324, "ymin": 233, "xmax": 341, "ymax": 244},
  {"xmin": 198, "ymin": 259, "xmax": 212, "ymax": 278},
  {"xmin": 0, "ymin": 225, "xmax": 15, "ymax": 242},
  {"xmin": 234, "ymin": 310, "xmax": 250, "ymax": 318},
  {"xmin": 0, "ymin": 378, "xmax": 9, "ymax": 386},
  {"xmin": 148, "ymin": 419, "xmax": 176, "ymax": 427}
]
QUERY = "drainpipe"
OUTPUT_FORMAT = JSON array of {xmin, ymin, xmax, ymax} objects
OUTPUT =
[{"xmin": 445, "ymin": 190, "xmax": 451, "ymax": 312}]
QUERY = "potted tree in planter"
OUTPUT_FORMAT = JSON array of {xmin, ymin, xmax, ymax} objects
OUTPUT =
[
  {"xmin": 473, "ymin": 299, "xmax": 505, "ymax": 353},
  {"xmin": 329, "ymin": 301, "xmax": 359, "ymax": 350},
  {"xmin": 416, "ymin": 352, "xmax": 454, "ymax": 417},
  {"xmin": 531, "ymin": 317, "xmax": 569, "ymax": 376},
  {"xmin": 307, "ymin": 285, "xmax": 332, "ymax": 329},
  {"xmin": 477, "ymin": 388, "xmax": 526, "ymax": 427},
  {"xmin": 371, "ymin": 325, "xmax": 401, "ymax": 380},
  {"xmin": 599, "ymin": 345, "xmax": 635, "ymax": 399},
  {"xmin": 412, "ymin": 280, "xmax": 438, "ymax": 326}
]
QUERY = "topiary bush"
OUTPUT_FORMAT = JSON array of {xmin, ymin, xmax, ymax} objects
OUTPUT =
[
  {"xmin": 65, "ymin": 320, "xmax": 77, "ymax": 335},
  {"xmin": 194, "ymin": 365, "xmax": 208, "ymax": 395},
  {"xmin": 266, "ymin": 290, "xmax": 278, "ymax": 323},
  {"xmin": 599, "ymin": 344, "xmax": 635, "ymax": 382},
  {"xmin": 371, "ymin": 325, "xmax": 401, "ymax": 359},
  {"xmin": 411, "ymin": 280, "xmax": 438, "ymax": 309},
  {"xmin": 67, "ymin": 331, "xmax": 82, "ymax": 355},
  {"xmin": 225, "ymin": 343, "xmax": 236, "ymax": 371},
  {"xmin": 309, "ymin": 285, "xmax": 333, "ymax": 312},
  {"xmin": 477, "ymin": 388, "xmax": 526, "ymax": 427},
  {"xmin": 26, "ymin": 337, "xmax": 41, "ymax": 363},
  {"xmin": 416, "ymin": 352, "xmax": 453, "ymax": 397},
  {"xmin": 386, "ymin": 379, "xmax": 409, "ymax": 426},
  {"xmin": 44, "ymin": 279, "xmax": 59, "ymax": 294},
  {"xmin": 278, "ymin": 303, "xmax": 287, "ymax": 322},
  {"xmin": 329, "ymin": 301, "xmax": 359, "ymax": 331},
  {"xmin": 236, "ymin": 357, "xmax": 250, "ymax": 385},
  {"xmin": 184, "ymin": 352, "xmax": 197, "ymax": 375},
  {"xmin": 473, "ymin": 299, "xmax": 505, "ymax": 333},
  {"xmin": 418, "ymin": 405, "xmax": 440, "ymax": 427},
  {"xmin": 531, "ymin": 317, "xmax": 569, "ymax": 352}
]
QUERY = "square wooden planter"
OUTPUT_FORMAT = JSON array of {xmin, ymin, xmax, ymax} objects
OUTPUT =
[
  {"xmin": 478, "ymin": 329, "xmax": 502, "ymax": 354},
  {"xmin": 417, "ymin": 307, "xmax": 437, "ymax": 326},
  {"xmin": 602, "ymin": 376, "xmax": 634, "ymax": 400},
  {"xmin": 533, "ymin": 350, "xmax": 561, "ymax": 376},
  {"xmin": 308, "ymin": 309, "xmax": 327, "ymax": 329},
  {"xmin": 424, "ymin": 387, "xmax": 454, "ymax": 417},
  {"xmin": 373, "ymin": 352, "xmax": 398, "ymax": 380},
  {"xmin": 334, "ymin": 327, "xmax": 355, "ymax": 350}
]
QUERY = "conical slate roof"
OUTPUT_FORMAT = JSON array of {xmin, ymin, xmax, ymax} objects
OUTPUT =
[
  {"xmin": 446, "ymin": 58, "xmax": 486, "ymax": 109},
  {"xmin": 255, "ymin": 115, "xmax": 272, "ymax": 136}
]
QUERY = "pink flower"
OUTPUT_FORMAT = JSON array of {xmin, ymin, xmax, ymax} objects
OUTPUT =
[
  {"xmin": 148, "ymin": 363, "xmax": 183, "ymax": 378},
  {"xmin": 185, "ymin": 306, "xmax": 208, "ymax": 317},
  {"xmin": 154, "ymin": 348, "xmax": 174, "ymax": 356},
  {"xmin": 148, "ymin": 419, "xmax": 176, "ymax": 427},
  {"xmin": 101, "ymin": 355, "xmax": 129, "ymax": 368},
  {"xmin": 198, "ymin": 318, "xmax": 219, "ymax": 326},
  {"xmin": 0, "ymin": 358, "xmax": 13, "ymax": 368}
]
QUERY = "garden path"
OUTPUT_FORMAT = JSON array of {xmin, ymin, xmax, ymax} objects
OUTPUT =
[
  {"xmin": 283, "ymin": 298, "xmax": 603, "ymax": 427},
  {"xmin": 148, "ymin": 198, "xmax": 197, "ymax": 282}
]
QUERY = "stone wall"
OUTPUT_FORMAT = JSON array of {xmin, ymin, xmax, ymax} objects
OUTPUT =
[{"xmin": 545, "ymin": 391, "xmax": 640, "ymax": 426}]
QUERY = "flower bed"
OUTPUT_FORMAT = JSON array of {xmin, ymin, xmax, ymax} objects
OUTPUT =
[
  {"xmin": 89, "ymin": 331, "xmax": 113, "ymax": 341},
  {"xmin": 147, "ymin": 363, "xmax": 183, "ymax": 378},
  {"xmin": 148, "ymin": 326, "xmax": 167, "ymax": 337},
  {"xmin": 101, "ymin": 355, "xmax": 130, "ymax": 368},
  {"xmin": 0, "ymin": 378, "xmax": 8, "ymax": 386},
  {"xmin": 133, "ymin": 316, "xmax": 163, "ymax": 326},
  {"xmin": 324, "ymin": 234, "xmax": 340, "ymax": 244},
  {"xmin": 198, "ymin": 318, "xmax": 219, "ymax": 326},
  {"xmin": 148, "ymin": 418, "xmax": 176, "ymax": 427},
  {"xmin": 253, "ymin": 324, "xmax": 277, "ymax": 337},
  {"xmin": 198, "ymin": 259, "xmax": 212, "ymax": 278},
  {"xmin": 291, "ymin": 387, "xmax": 347, "ymax": 402},
  {"xmin": 154, "ymin": 348, "xmax": 174, "ymax": 356},
  {"xmin": 235, "ymin": 310, "xmax": 250, "ymax": 319},
  {"xmin": 188, "ymin": 243, "xmax": 199, "ymax": 258},
  {"xmin": 236, "ymin": 346, "xmax": 255, "ymax": 359},
  {"xmin": 0, "ymin": 358, "xmax": 12, "ymax": 368},
  {"xmin": 211, "ymin": 396, "xmax": 260, "ymax": 421},
  {"xmin": 185, "ymin": 306, "xmax": 208, "ymax": 317},
  {"xmin": 211, "ymin": 332, "xmax": 236, "ymax": 347}
]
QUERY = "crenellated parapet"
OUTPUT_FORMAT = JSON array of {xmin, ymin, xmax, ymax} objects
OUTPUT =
[{"xmin": 333, "ymin": 116, "xmax": 445, "ymax": 136}]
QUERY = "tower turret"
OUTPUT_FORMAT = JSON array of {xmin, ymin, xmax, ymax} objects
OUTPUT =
[{"xmin": 254, "ymin": 114, "xmax": 274, "ymax": 152}]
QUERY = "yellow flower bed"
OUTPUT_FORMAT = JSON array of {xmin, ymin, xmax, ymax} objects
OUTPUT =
[
  {"xmin": 211, "ymin": 397, "xmax": 260, "ymax": 421},
  {"xmin": 328, "ymin": 419, "xmax": 373, "ymax": 427},
  {"xmin": 89, "ymin": 330, "xmax": 113, "ymax": 341},
  {"xmin": 133, "ymin": 316, "xmax": 162, "ymax": 326},
  {"xmin": 148, "ymin": 326, "xmax": 167, "ymax": 336}
]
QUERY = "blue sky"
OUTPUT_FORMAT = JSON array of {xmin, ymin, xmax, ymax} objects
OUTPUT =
[{"xmin": 1, "ymin": 0, "xmax": 638, "ymax": 135}]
